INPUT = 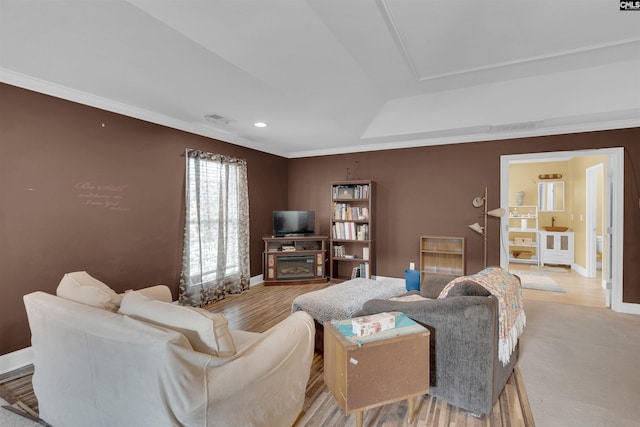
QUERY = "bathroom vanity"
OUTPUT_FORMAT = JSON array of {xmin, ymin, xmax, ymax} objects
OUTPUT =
[{"xmin": 539, "ymin": 230, "xmax": 574, "ymax": 267}]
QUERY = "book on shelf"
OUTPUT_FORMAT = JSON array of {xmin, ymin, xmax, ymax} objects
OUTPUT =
[
  {"xmin": 335, "ymin": 186, "xmax": 354, "ymax": 199},
  {"xmin": 332, "ymin": 203, "xmax": 369, "ymax": 221},
  {"xmin": 333, "ymin": 245, "xmax": 359, "ymax": 259},
  {"xmin": 333, "ymin": 184, "xmax": 370, "ymax": 200},
  {"xmin": 362, "ymin": 247, "xmax": 369, "ymax": 260},
  {"xmin": 332, "ymin": 222, "xmax": 369, "ymax": 240},
  {"xmin": 361, "ymin": 263, "xmax": 369, "ymax": 278},
  {"xmin": 350, "ymin": 263, "xmax": 369, "ymax": 279}
]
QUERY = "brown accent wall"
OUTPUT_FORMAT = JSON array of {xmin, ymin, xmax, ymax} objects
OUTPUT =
[
  {"xmin": 288, "ymin": 133, "xmax": 640, "ymax": 305},
  {"xmin": 2, "ymin": 82, "xmax": 640, "ymax": 357},
  {"xmin": 0, "ymin": 84, "xmax": 287, "ymax": 355}
]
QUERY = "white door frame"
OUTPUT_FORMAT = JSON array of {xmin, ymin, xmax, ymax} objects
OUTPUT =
[
  {"xmin": 585, "ymin": 163, "xmax": 603, "ymax": 280},
  {"xmin": 500, "ymin": 147, "xmax": 634, "ymax": 314}
]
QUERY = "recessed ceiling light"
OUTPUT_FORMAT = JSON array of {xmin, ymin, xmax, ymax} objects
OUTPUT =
[{"xmin": 254, "ymin": 122, "xmax": 267, "ymax": 128}]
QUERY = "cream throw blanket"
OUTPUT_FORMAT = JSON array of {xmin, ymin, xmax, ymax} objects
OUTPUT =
[{"xmin": 439, "ymin": 267, "xmax": 526, "ymax": 365}]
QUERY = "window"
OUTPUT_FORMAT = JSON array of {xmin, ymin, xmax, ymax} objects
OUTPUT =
[{"xmin": 180, "ymin": 150, "xmax": 250, "ymax": 306}]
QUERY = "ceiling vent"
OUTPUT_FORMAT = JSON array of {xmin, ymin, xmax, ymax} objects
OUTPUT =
[
  {"xmin": 204, "ymin": 114, "xmax": 234, "ymax": 126},
  {"xmin": 489, "ymin": 120, "xmax": 543, "ymax": 133}
]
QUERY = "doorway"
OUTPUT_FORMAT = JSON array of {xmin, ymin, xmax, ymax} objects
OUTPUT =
[
  {"xmin": 585, "ymin": 163, "xmax": 604, "ymax": 280},
  {"xmin": 500, "ymin": 148, "xmax": 625, "ymax": 312}
]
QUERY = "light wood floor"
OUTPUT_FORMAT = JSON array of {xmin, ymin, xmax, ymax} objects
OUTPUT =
[
  {"xmin": 509, "ymin": 263, "xmax": 606, "ymax": 308},
  {"xmin": 1, "ymin": 281, "xmax": 534, "ymax": 427},
  {"xmin": 210, "ymin": 283, "xmax": 533, "ymax": 427}
]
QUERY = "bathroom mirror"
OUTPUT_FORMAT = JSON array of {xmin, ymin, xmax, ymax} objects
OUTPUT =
[{"xmin": 538, "ymin": 181, "xmax": 564, "ymax": 211}]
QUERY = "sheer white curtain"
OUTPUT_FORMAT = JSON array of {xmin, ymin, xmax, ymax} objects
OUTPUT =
[{"xmin": 179, "ymin": 149, "xmax": 250, "ymax": 307}]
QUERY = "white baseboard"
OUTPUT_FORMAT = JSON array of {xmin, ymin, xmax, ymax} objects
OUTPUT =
[
  {"xmin": 572, "ymin": 263, "xmax": 587, "ymax": 277},
  {"xmin": 250, "ymin": 274, "xmax": 263, "ymax": 287},
  {"xmin": 568, "ymin": 266, "xmax": 639, "ymax": 315},
  {"xmin": 620, "ymin": 302, "xmax": 640, "ymax": 316},
  {"xmin": 0, "ymin": 347, "xmax": 33, "ymax": 375},
  {"xmin": 4, "ymin": 277, "xmax": 635, "ymax": 376}
]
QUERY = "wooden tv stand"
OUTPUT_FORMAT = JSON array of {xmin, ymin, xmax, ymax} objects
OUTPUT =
[{"xmin": 263, "ymin": 236, "xmax": 328, "ymax": 285}]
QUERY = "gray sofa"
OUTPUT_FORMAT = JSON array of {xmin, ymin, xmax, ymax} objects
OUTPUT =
[{"xmin": 358, "ymin": 273, "xmax": 520, "ymax": 415}]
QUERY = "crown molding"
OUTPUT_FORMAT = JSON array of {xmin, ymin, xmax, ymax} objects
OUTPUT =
[
  {"xmin": 3, "ymin": 69, "xmax": 639, "ymax": 160},
  {"xmin": 288, "ymin": 114, "xmax": 640, "ymax": 158},
  {"xmin": 0, "ymin": 69, "xmax": 289, "ymax": 158}
]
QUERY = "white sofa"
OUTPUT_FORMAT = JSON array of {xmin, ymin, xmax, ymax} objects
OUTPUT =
[{"xmin": 23, "ymin": 272, "xmax": 315, "ymax": 427}]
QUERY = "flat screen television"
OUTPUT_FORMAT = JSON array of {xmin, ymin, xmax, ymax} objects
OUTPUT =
[{"xmin": 272, "ymin": 210, "xmax": 316, "ymax": 237}]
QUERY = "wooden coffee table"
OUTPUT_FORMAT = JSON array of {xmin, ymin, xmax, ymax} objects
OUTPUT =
[{"xmin": 323, "ymin": 313, "xmax": 430, "ymax": 427}]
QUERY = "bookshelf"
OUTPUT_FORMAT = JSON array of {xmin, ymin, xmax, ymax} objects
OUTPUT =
[
  {"xmin": 420, "ymin": 236, "xmax": 465, "ymax": 282},
  {"xmin": 329, "ymin": 180, "xmax": 374, "ymax": 279}
]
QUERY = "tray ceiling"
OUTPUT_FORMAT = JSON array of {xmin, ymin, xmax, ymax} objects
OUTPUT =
[{"xmin": 1, "ymin": 0, "xmax": 639, "ymax": 157}]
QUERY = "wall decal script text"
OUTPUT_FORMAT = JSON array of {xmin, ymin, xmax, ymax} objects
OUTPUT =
[{"xmin": 75, "ymin": 181, "xmax": 131, "ymax": 211}]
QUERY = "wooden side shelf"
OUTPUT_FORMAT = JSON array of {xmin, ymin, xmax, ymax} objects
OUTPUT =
[
  {"xmin": 262, "ymin": 236, "xmax": 328, "ymax": 285},
  {"xmin": 420, "ymin": 235, "xmax": 465, "ymax": 282}
]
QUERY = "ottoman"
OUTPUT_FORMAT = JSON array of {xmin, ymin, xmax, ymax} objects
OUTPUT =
[{"xmin": 291, "ymin": 278, "xmax": 407, "ymax": 351}]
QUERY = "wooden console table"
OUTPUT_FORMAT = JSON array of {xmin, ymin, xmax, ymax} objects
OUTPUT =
[
  {"xmin": 323, "ymin": 314, "xmax": 430, "ymax": 427},
  {"xmin": 262, "ymin": 236, "xmax": 328, "ymax": 285}
]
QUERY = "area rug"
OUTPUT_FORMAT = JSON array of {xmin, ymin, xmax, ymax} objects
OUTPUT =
[
  {"xmin": 0, "ymin": 398, "xmax": 42, "ymax": 427},
  {"xmin": 530, "ymin": 265, "xmax": 570, "ymax": 273},
  {"xmin": 510, "ymin": 270, "xmax": 567, "ymax": 293}
]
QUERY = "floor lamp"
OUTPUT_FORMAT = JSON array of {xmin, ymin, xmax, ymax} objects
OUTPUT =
[{"xmin": 468, "ymin": 187, "xmax": 505, "ymax": 268}]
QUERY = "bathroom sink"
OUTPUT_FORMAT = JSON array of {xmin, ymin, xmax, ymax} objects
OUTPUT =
[{"xmin": 542, "ymin": 226, "xmax": 569, "ymax": 232}]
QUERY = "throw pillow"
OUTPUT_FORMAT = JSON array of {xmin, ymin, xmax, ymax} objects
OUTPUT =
[
  {"xmin": 129, "ymin": 285, "xmax": 173, "ymax": 303},
  {"xmin": 445, "ymin": 280, "xmax": 491, "ymax": 297},
  {"xmin": 420, "ymin": 274, "xmax": 458, "ymax": 299},
  {"xmin": 118, "ymin": 290, "xmax": 236, "ymax": 357},
  {"xmin": 56, "ymin": 271, "xmax": 121, "ymax": 311}
]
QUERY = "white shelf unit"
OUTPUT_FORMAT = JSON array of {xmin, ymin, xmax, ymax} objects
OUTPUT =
[{"xmin": 508, "ymin": 205, "xmax": 539, "ymax": 265}]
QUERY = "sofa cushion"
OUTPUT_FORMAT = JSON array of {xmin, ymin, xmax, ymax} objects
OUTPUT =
[
  {"xmin": 119, "ymin": 290, "xmax": 236, "ymax": 357},
  {"xmin": 56, "ymin": 271, "xmax": 121, "ymax": 311},
  {"xmin": 446, "ymin": 280, "xmax": 491, "ymax": 297},
  {"xmin": 131, "ymin": 285, "xmax": 173, "ymax": 303},
  {"xmin": 389, "ymin": 294, "xmax": 429, "ymax": 302},
  {"xmin": 420, "ymin": 274, "xmax": 457, "ymax": 299}
]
